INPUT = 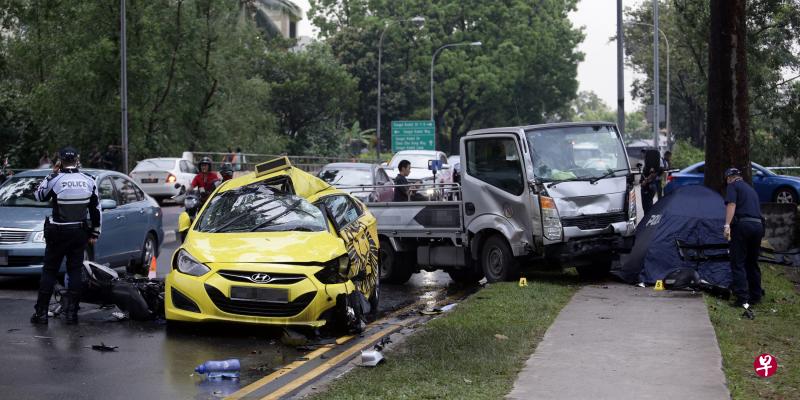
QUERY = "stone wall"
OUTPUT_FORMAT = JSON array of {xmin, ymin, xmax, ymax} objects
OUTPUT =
[{"xmin": 762, "ymin": 203, "xmax": 798, "ymax": 251}]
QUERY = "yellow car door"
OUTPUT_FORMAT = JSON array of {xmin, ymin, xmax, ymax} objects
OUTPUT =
[{"xmin": 319, "ymin": 195, "xmax": 378, "ymax": 297}]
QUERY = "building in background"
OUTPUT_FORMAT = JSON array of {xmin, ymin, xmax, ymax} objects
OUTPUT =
[{"xmin": 242, "ymin": 0, "xmax": 302, "ymax": 39}]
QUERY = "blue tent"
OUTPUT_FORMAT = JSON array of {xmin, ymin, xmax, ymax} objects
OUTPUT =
[{"xmin": 615, "ymin": 185, "xmax": 732, "ymax": 287}]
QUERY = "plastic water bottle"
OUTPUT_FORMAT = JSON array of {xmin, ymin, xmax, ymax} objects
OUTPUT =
[{"xmin": 194, "ymin": 359, "xmax": 240, "ymax": 379}]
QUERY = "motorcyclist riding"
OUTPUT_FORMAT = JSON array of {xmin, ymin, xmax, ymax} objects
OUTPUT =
[{"xmin": 190, "ymin": 157, "xmax": 220, "ymax": 204}]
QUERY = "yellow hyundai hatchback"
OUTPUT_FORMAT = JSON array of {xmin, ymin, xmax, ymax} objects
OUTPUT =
[{"xmin": 165, "ymin": 157, "xmax": 379, "ymax": 329}]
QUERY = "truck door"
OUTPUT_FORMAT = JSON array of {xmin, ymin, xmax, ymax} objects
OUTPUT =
[{"xmin": 460, "ymin": 134, "xmax": 535, "ymax": 254}]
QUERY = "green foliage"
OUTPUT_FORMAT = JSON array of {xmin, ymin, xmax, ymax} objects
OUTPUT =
[
  {"xmin": 259, "ymin": 42, "xmax": 358, "ymax": 155},
  {"xmin": 570, "ymin": 91, "xmax": 616, "ymax": 122},
  {"xmin": 0, "ymin": 0, "xmax": 306, "ymax": 167},
  {"xmin": 309, "ymin": 0, "xmax": 584, "ymax": 155},
  {"xmin": 624, "ymin": 0, "xmax": 800, "ymax": 153},
  {"xmin": 670, "ymin": 139, "xmax": 704, "ymax": 170}
]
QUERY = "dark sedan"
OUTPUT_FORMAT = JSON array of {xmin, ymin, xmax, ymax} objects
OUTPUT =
[
  {"xmin": 0, "ymin": 169, "xmax": 164, "ymax": 275},
  {"xmin": 664, "ymin": 161, "xmax": 800, "ymax": 203}
]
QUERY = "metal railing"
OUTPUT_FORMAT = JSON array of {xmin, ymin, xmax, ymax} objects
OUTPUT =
[
  {"xmin": 190, "ymin": 152, "xmax": 381, "ymax": 174},
  {"xmin": 338, "ymin": 182, "xmax": 462, "ymax": 202}
]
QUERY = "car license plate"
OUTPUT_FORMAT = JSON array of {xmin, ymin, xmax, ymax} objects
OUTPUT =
[
  {"xmin": 141, "ymin": 178, "xmax": 158, "ymax": 184},
  {"xmin": 0, "ymin": 251, "xmax": 7, "ymax": 266},
  {"xmin": 230, "ymin": 287, "xmax": 288, "ymax": 303}
]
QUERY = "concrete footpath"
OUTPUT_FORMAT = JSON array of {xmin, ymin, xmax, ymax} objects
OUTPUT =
[{"xmin": 507, "ymin": 283, "xmax": 730, "ymax": 400}]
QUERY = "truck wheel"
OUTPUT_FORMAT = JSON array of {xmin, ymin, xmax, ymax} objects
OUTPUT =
[
  {"xmin": 575, "ymin": 257, "xmax": 612, "ymax": 281},
  {"xmin": 447, "ymin": 268, "xmax": 484, "ymax": 284},
  {"xmin": 379, "ymin": 239, "xmax": 412, "ymax": 284},
  {"xmin": 481, "ymin": 236, "xmax": 518, "ymax": 283}
]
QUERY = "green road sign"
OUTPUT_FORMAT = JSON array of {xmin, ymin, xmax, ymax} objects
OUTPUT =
[{"xmin": 391, "ymin": 121, "xmax": 435, "ymax": 151}]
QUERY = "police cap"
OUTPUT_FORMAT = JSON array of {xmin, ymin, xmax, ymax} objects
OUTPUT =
[
  {"xmin": 59, "ymin": 146, "xmax": 79, "ymax": 163},
  {"xmin": 724, "ymin": 167, "xmax": 741, "ymax": 178}
]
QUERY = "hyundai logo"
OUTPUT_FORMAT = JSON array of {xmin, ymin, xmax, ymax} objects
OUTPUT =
[{"xmin": 249, "ymin": 273, "xmax": 272, "ymax": 284}]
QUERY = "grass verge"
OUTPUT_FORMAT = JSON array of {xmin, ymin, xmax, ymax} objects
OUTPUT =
[
  {"xmin": 705, "ymin": 264, "xmax": 800, "ymax": 399},
  {"xmin": 308, "ymin": 272, "xmax": 579, "ymax": 400}
]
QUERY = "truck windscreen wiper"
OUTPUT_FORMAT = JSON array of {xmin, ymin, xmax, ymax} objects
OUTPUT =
[
  {"xmin": 546, "ymin": 177, "xmax": 592, "ymax": 188},
  {"xmin": 588, "ymin": 168, "xmax": 630, "ymax": 184}
]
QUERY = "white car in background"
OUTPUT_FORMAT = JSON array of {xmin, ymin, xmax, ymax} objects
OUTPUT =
[
  {"xmin": 130, "ymin": 158, "xmax": 196, "ymax": 202},
  {"xmin": 383, "ymin": 150, "xmax": 453, "ymax": 184}
]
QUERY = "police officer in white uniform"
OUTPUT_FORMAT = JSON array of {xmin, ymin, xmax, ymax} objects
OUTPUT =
[{"xmin": 30, "ymin": 147, "xmax": 101, "ymax": 325}]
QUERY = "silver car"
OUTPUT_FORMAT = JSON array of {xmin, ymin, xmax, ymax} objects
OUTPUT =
[{"xmin": 0, "ymin": 169, "xmax": 164, "ymax": 276}]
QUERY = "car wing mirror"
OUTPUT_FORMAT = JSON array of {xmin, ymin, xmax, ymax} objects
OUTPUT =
[{"xmin": 101, "ymin": 199, "xmax": 117, "ymax": 210}]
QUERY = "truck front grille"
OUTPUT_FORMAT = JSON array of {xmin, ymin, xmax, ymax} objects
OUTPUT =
[{"xmin": 561, "ymin": 212, "xmax": 626, "ymax": 230}]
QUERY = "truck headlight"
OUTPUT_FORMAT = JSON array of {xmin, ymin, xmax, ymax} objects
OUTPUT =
[
  {"xmin": 628, "ymin": 190, "xmax": 637, "ymax": 222},
  {"xmin": 32, "ymin": 231, "xmax": 45, "ymax": 243},
  {"xmin": 174, "ymin": 249, "xmax": 210, "ymax": 276},
  {"xmin": 540, "ymin": 196, "xmax": 562, "ymax": 241}
]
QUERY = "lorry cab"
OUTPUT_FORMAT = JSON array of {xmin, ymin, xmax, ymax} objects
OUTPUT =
[{"xmin": 462, "ymin": 122, "xmax": 636, "ymax": 277}]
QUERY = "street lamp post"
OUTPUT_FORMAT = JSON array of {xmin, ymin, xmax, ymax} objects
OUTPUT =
[
  {"xmin": 376, "ymin": 16, "xmax": 425, "ymax": 161},
  {"xmin": 120, "ymin": 0, "xmax": 129, "ymax": 174},
  {"xmin": 430, "ymin": 41, "xmax": 482, "ymax": 150},
  {"xmin": 626, "ymin": 21, "xmax": 671, "ymax": 150}
]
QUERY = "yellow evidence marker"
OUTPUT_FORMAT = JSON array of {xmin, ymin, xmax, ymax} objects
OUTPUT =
[
  {"xmin": 519, "ymin": 277, "xmax": 528, "ymax": 287},
  {"xmin": 654, "ymin": 280, "xmax": 665, "ymax": 291}
]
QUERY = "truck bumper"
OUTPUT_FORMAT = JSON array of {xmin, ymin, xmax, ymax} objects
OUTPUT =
[{"xmin": 545, "ymin": 234, "xmax": 634, "ymax": 267}]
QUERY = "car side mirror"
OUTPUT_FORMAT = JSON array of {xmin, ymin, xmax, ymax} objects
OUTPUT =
[
  {"xmin": 101, "ymin": 199, "xmax": 117, "ymax": 210},
  {"xmin": 174, "ymin": 182, "xmax": 182, "ymax": 190}
]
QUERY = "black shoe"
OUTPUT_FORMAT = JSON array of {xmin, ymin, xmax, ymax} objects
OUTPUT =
[
  {"xmin": 30, "ymin": 311, "xmax": 48, "ymax": 325},
  {"xmin": 733, "ymin": 299, "xmax": 750, "ymax": 308},
  {"xmin": 63, "ymin": 291, "xmax": 80, "ymax": 325}
]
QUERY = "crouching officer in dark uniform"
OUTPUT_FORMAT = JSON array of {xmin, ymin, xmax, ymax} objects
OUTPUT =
[
  {"xmin": 723, "ymin": 167, "xmax": 764, "ymax": 312},
  {"xmin": 30, "ymin": 147, "xmax": 101, "ymax": 325}
]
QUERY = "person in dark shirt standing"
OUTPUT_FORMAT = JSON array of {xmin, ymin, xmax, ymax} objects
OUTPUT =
[
  {"xmin": 393, "ymin": 160, "xmax": 413, "ymax": 201},
  {"xmin": 723, "ymin": 167, "xmax": 764, "ymax": 313}
]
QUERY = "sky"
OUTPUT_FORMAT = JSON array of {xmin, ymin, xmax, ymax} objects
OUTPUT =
[{"xmin": 293, "ymin": 0, "xmax": 646, "ymax": 112}]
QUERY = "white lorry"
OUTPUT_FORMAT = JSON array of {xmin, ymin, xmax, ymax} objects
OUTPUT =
[{"xmin": 355, "ymin": 122, "xmax": 637, "ymax": 283}]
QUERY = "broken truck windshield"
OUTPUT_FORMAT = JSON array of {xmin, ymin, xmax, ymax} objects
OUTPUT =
[{"xmin": 525, "ymin": 125, "xmax": 628, "ymax": 182}]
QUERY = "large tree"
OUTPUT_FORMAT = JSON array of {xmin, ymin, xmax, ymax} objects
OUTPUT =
[
  {"xmin": 309, "ymin": 0, "xmax": 584, "ymax": 155},
  {"xmin": 704, "ymin": 0, "xmax": 750, "ymax": 191}
]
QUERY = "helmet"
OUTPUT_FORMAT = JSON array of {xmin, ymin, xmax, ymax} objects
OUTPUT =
[
  {"xmin": 59, "ymin": 146, "xmax": 79, "ymax": 163},
  {"xmin": 198, "ymin": 156, "xmax": 213, "ymax": 170},
  {"xmin": 724, "ymin": 167, "xmax": 741, "ymax": 178},
  {"xmin": 220, "ymin": 163, "xmax": 234, "ymax": 178}
]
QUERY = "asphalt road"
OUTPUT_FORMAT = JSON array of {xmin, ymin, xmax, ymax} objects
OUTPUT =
[{"xmin": 0, "ymin": 203, "xmax": 455, "ymax": 400}]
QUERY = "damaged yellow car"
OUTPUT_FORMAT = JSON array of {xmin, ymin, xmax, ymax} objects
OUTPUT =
[{"xmin": 165, "ymin": 157, "xmax": 379, "ymax": 329}]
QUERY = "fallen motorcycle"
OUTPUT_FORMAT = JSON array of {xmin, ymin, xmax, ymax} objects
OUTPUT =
[{"xmin": 53, "ymin": 261, "xmax": 164, "ymax": 321}]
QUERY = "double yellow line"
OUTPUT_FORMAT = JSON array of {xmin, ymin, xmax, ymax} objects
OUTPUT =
[{"xmin": 226, "ymin": 302, "xmax": 423, "ymax": 400}]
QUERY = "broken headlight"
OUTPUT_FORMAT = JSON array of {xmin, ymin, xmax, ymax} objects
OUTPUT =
[
  {"xmin": 540, "ymin": 196, "xmax": 563, "ymax": 241},
  {"xmin": 314, "ymin": 255, "xmax": 350, "ymax": 284},
  {"xmin": 628, "ymin": 190, "xmax": 637, "ymax": 222},
  {"xmin": 174, "ymin": 249, "xmax": 210, "ymax": 277}
]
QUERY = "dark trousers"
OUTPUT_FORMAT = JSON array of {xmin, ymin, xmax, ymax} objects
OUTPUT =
[
  {"xmin": 729, "ymin": 221, "xmax": 765, "ymax": 303},
  {"xmin": 641, "ymin": 185, "xmax": 655, "ymax": 214},
  {"xmin": 36, "ymin": 225, "xmax": 88, "ymax": 308}
]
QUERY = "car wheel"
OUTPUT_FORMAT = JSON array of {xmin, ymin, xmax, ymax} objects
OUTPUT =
[
  {"xmin": 481, "ymin": 236, "xmax": 518, "ymax": 283},
  {"xmin": 127, "ymin": 233, "xmax": 157, "ymax": 276},
  {"xmin": 378, "ymin": 238, "xmax": 412, "ymax": 284},
  {"xmin": 773, "ymin": 187, "xmax": 797, "ymax": 204}
]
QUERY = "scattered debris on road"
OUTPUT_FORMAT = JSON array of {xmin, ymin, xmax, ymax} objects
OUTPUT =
[
  {"xmin": 494, "ymin": 334, "xmax": 509, "ymax": 340},
  {"xmin": 281, "ymin": 328, "xmax": 308, "ymax": 346},
  {"xmin": 91, "ymin": 343, "xmax": 118, "ymax": 352},
  {"xmin": 360, "ymin": 350, "xmax": 384, "ymax": 367}
]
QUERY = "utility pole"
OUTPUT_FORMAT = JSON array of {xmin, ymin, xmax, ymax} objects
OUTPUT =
[
  {"xmin": 616, "ymin": 0, "xmax": 625, "ymax": 137},
  {"xmin": 120, "ymin": 0, "xmax": 129, "ymax": 174},
  {"xmin": 652, "ymin": 0, "xmax": 660, "ymax": 153}
]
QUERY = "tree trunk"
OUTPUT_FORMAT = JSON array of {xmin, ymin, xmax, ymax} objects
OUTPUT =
[{"xmin": 705, "ymin": 0, "xmax": 750, "ymax": 192}]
